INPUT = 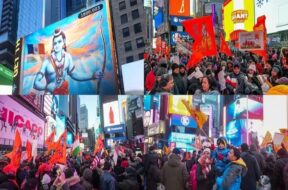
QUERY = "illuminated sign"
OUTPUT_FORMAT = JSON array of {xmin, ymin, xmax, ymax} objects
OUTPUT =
[
  {"xmin": 223, "ymin": 0, "xmax": 255, "ymax": 41},
  {"xmin": 171, "ymin": 114, "xmax": 197, "ymax": 128},
  {"xmin": 168, "ymin": 95, "xmax": 192, "ymax": 116},
  {"xmin": 171, "ymin": 132, "xmax": 195, "ymax": 144},
  {"xmin": 169, "ymin": 0, "xmax": 190, "ymax": 17},
  {"xmin": 103, "ymin": 124, "xmax": 125, "ymax": 134},
  {"xmin": 15, "ymin": 0, "xmax": 119, "ymax": 94},
  {"xmin": 103, "ymin": 101, "xmax": 120, "ymax": 127}
]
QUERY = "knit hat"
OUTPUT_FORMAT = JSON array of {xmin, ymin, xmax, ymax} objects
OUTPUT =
[
  {"xmin": 248, "ymin": 64, "xmax": 257, "ymax": 72},
  {"xmin": 203, "ymin": 148, "xmax": 211, "ymax": 154}
]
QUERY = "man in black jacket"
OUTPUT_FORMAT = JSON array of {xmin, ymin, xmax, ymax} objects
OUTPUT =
[{"xmin": 240, "ymin": 143, "xmax": 261, "ymax": 190}]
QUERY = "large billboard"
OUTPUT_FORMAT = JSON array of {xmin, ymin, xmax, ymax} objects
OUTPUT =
[
  {"xmin": 0, "ymin": 96, "xmax": 45, "ymax": 147},
  {"xmin": 223, "ymin": 0, "xmax": 255, "ymax": 41},
  {"xmin": 168, "ymin": 95, "xmax": 193, "ymax": 116},
  {"xmin": 153, "ymin": 0, "xmax": 165, "ymax": 32},
  {"xmin": 103, "ymin": 101, "xmax": 120, "ymax": 127},
  {"xmin": 15, "ymin": 0, "xmax": 119, "ymax": 95},
  {"xmin": 169, "ymin": 0, "xmax": 190, "ymax": 17}
]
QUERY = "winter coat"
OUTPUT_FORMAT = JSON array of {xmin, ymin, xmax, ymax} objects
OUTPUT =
[
  {"xmin": 51, "ymin": 176, "xmax": 85, "ymax": 190},
  {"xmin": 145, "ymin": 70, "xmax": 156, "ymax": 91},
  {"xmin": 226, "ymin": 72, "xmax": 246, "ymax": 94},
  {"xmin": 194, "ymin": 89, "xmax": 220, "ymax": 95},
  {"xmin": 196, "ymin": 162, "xmax": 215, "ymax": 190},
  {"xmin": 162, "ymin": 153, "xmax": 189, "ymax": 190},
  {"xmin": 100, "ymin": 171, "xmax": 116, "ymax": 190},
  {"xmin": 250, "ymin": 150, "xmax": 266, "ymax": 173},
  {"xmin": 118, "ymin": 176, "xmax": 140, "ymax": 190},
  {"xmin": 173, "ymin": 73, "xmax": 186, "ymax": 94},
  {"xmin": 212, "ymin": 147, "xmax": 230, "ymax": 175},
  {"xmin": 240, "ymin": 152, "xmax": 261, "ymax": 190},
  {"xmin": 272, "ymin": 157, "xmax": 288, "ymax": 190},
  {"xmin": 81, "ymin": 168, "xmax": 93, "ymax": 190},
  {"xmin": 147, "ymin": 164, "xmax": 161, "ymax": 190},
  {"xmin": 216, "ymin": 158, "xmax": 247, "ymax": 190},
  {"xmin": 0, "ymin": 179, "xmax": 19, "ymax": 190}
]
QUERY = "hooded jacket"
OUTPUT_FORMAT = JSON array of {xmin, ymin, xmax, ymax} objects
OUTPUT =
[
  {"xmin": 81, "ymin": 168, "xmax": 93, "ymax": 190},
  {"xmin": 212, "ymin": 147, "xmax": 230, "ymax": 175},
  {"xmin": 162, "ymin": 153, "xmax": 189, "ymax": 190},
  {"xmin": 216, "ymin": 158, "xmax": 247, "ymax": 190},
  {"xmin": 100, "ymin": 170, "xmax": 116, "ymax": 190}
]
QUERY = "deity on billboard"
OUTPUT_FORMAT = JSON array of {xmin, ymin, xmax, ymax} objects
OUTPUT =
[{"xmin": 33, "ymin": 29, "xmax": 104, "ymax": 94}]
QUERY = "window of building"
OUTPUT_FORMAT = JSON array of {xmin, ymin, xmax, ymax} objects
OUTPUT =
[
  {"xmin": 136, "ymin": 37, "xmax": 145, "ymax": 48},
  {"xmin": 126, "ymin": 56, "xmax": 134, "ymax": 63},
  {"xmin": 134, "ymin": 23, "xmax": 142, "ymax": 34},
  {"xmin": 138, "ymin": 53, "xmax": 144, "ymax": 59},
  {"xmin": 122, "ymin": 27, "xmax": 130, "ymax": 38},
  {"xmin": 121, "ymin": 14, "xmax": 128, "ymax": 24},
  {"xmin": 119, "ymin": 1, "xmax": 126, "ymax": 10},
  {"xmin": 131, "ymin": 9, "xmax": 140, "ymax": 20},
  {"xmin": 124, "ymin": 41, "xmax": 132, "ymax": 52},
  {"xmin": 130, "ymin": 0, "xmax": 137, "ymax": 6}
]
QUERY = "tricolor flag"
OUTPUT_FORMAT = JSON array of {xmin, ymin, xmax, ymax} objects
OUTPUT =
[
  {"xmin": 72, "ymin": 134, "xmax": 80, "ymax": 157},
  {"xmin": 27, "ymin": 44, "xmax": 45, "ymax": 54}
]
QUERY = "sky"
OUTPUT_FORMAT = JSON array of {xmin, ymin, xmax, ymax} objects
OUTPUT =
[{"xmin": 79, "ymin": 95, "xmax": 100, "ymax": 129}]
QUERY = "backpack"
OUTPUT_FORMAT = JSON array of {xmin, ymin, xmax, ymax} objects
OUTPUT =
[{"xmin": 190, "ymin": 164, "xmax": 197, "ymax": 190}]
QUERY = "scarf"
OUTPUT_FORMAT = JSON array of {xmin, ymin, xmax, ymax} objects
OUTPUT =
[{"xmin": 198, "ymin": 155, "xmax": 212, "ymax": 179}]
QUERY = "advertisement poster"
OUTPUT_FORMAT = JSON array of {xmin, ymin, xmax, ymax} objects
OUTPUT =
[
  {"xmin": 170, "ymin": 16, "xmax": 191, "ymax": 26},
  {"xmin": 169, "ymin": 0, "xmax": 190, "ymax": 17},
  {"xmin": 239, "ymin": 31, "xmax": 264, "ymax": 51},
  {"xmin": 170, "ymin": 31, "xmax": 191, "ymax": 46},
  {"xmin": 171, "ymin": 114, "xmax": 197, "ymax": 128},
  {"xmin": 0, "ymin": 96, "xmax": 45, "ymax": 147},
  {"xmin": 17, "ymin": 0, "xmax": 118, "ymax": 95},
  {"xmin": 153, "ymin": 0, "xmax": 164, "ymax": 32},
  {"xmin": 168, "ymin": 95, "xmax": 193, "ymax": 116},
  {"xmin": 103, "ymin": 101, "xmax": 120, "ymax": 127},
  {"xmin": 226, "ymin": 119, "xmax": 248, "ymax": 147}
]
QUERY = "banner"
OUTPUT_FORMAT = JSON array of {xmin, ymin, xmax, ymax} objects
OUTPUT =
[
  {"xmin": 169, "ymin": 0, "xmax": 190, "ymax": 17},
  {"xmin": 171, "ymin": 114, "xmax": 197, "ymax": 128},
  {"xmin": 251, "ymin": 15, "xmax": 267, "ymax": 60},
  {"xmin": 182, "ymin": 16, "xmax": 217, "ymax": 68},
  {"xmin": 170, "ymin": 16, "xmax": 191, "ymax": 26},
  {"xmin": 0, "ymin": 96, "xmax": 45, "ymax": 148},
  {"xmin": 219, "ymin": 35, "xmax": 233, "ymax": 56},
  {"xmin": 239, "ymin": 31, "xmax": 264, "ymax": 51},
  {"xmin": 16, "ymin": 1, "xmax": 119, "ymax": 94}
]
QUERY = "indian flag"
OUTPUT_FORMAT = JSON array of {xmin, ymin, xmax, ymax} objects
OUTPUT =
[{"xmin": 72, "ymin": 135, "xmax": 80, "ymax": 157}]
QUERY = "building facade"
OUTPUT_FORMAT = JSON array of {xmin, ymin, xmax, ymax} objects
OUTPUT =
[{"xmin": 79, "ymin": 104, "xmax": 88, "ymax": 133}]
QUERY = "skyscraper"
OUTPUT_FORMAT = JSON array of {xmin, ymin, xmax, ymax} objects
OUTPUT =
[
  {"xmin": 109, "ymin": 0, "xmax": 146, "ymax": 65},
  {"xmin": 45, "ymin": 0, "xmax": 66, "ymax": 26},
  {"xmin": 0, "ymin": 0, "xmax": 19, "ymax": 69},
  {"xmin": 17, "ymin": 0, "xmax": 45, "ymax": 39},
  {"xmin": 79, "ymin": 104, "xmax": 88, "ymax": 133}
]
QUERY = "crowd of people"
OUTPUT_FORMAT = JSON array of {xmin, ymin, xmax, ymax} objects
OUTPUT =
[
  {"xmin": 145, "ymin": 48, "xmax": 288, "ymax": 95},
  {"xmin": 1, "ymin": 137, "xmax": 288, "ymax": 190}
]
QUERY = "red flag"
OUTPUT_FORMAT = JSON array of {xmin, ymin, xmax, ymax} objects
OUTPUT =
[
  {"xmin": 4, "ymin": 130, "xmax": 22, "ymax": 168},
  {"xmin": 26, "ymin": 140, "xmax": 32, "ymax": 162},
  {"xmin": 251, "ymin": 15, "xmax": 267, "ymax": 61},
  {"xmin": 45, "ymin": 131, "xmax": 55, "ymax": 152},
  {"xmin": 49, "ymin": 130, "xmax": 67, "ymax": 165},
  {"xmin": 182, "ymin": 16, "xmax": 217, "ymax": 69},
  {"xmin": 220, "ymin": 35, "xmax": 233, "ymax": 56},
  {"xmin": 94, "ymin": 135, "xmax": 104, "ymax": 155}
]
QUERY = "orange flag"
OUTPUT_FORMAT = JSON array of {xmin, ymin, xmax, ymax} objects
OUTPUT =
[
  {"xmin": 45, "ymin": 131, "xmax": 55, "ymax": 152},
  {"xmin": 94, "ymin": 135, "xmax": 104, "ymax": 155},
  {"xmin": 261, "ymin": 131, "xmax": 272, "ymax": 147},
  {"xmin": 220, "ymin": 34, "xmax": 233, "ymax": 56},
  {"xmin": 4, "ymin": 130, "xmax": 22, "ymax": 168},
  {"xmin": 181, "ymin": 99, "xmax": 208, "ymax": 130},
  {"xmin": 182, "ymin": 16, "xmax": 217, "ymax": 69},
  {"xmin": 26, "ymin": 140, "xmax": 32, "ymax": 162},
  {"xmin": 251, "ymin": 15, "xmax": 267, "ymax": 61},
  {"xmin": 49, "ymin": 130, "xmax": 67, "ymax": 165}
]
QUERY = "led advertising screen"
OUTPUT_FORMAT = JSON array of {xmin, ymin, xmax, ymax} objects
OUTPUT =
[
  {"xmin": 144, "ymin": 95, "xmax": 152, "ymax": 111},
  {"xmin": 153, "ymin": 0, "xmax": 164, "ymax": 32},
  {"xmin": 103, "ymin": 101, "xmax": 120, "ymax": 127},
  {"xmin": 168, "ymin": 95, "xmax": 193, "ymax": 116},
  {"xmin": 169, "ymin": 0, "xmax": 190, "ymax": 17},
  {"xmin": 170, "ymin": 114, "xmax": 197, "ymax": 128},
  {"xmin": 223, "ymin": 0, "xmax": 255, "ymax": 41},
  {"xmin": 0, "ymin": 96, "xmax": 45, "ymax": 147},
  {"xmin": 67, "ymin": 132, "xmax": 74, "ymax": 145},
  {"xmin": 225, "ymin": 119, "xmax": 248, "ymax": 147},
  {"xmin": 170, "ymin": 31, "xmax": 191, "ymax": 46},
  {"xmin": 15, "ymin": 0, "xmax": 119, "ymax": 95},
  {"xmin": 169, "ymin": 132, "xmax": 195, "ymax": 150}
]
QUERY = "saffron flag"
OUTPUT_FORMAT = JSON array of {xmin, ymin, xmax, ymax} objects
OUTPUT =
[
  {"xmin": 163, "ymin": 145, "xmax": 171, "ymax": 155},
  {"xmin": 220, "ymin": 35, "xmax": 233, "ymax": 56},
  {"xmin": 27, "ymin": 44, "xmax": 45, "ymax": 54},
  {"xmin": 26, "ymin": 140, "xmax": 32, "ymax": 162},
  {"xmin": 181, "ymin": 99, "xmax": 208, "ymax": 130},
  {"xmin": 251, "ymin": 15, "xmax": 267, "ymax": 60},
  {"xmin": 182, "ymin": 16, "xmax": 217, "ymax": 68},
  {"xmin": 72, "ymin": 134, "xmax": 80, "ymax": 157},
  {"xmin": 4, "ymin": 130, "xmax": 22, "ymax": 168},
  {"xmin": 49, "ymin": 130, "xmax": 67, "ymax": 165},
  {"xmin": 94, "ymin": 135, "xmax": 104, "ymax": 156},
  {"xmin": 45, "ymin": 131, "xmax": 55, "ymax": 152},
  {"xmin": 261, "ymin": 131, "xmax": 272, "ymax": 147}
]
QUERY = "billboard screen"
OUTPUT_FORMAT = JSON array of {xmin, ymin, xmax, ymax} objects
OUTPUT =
[
  {"xmin": 226, "ymin": 119, "xmax": 248, "ymax": 147},
  {"xmin": 153, "ymin": 0, "xmax": 164, "ymax": 32},
  {"xmin": 170, "ymin": 114, "xmax": 197, "ymax": 128},
  {"xmin": 16, "ymin": 1, "xmax": 118, "ymax": 95},
  {"xmin": 168, "ymin": 95, "xmax": 192, "ymax": 116},
  {"xmin": 169, "ymin": 0, "xmax": 190, "ymax": 17},
  {"xmin": 223, "ymin": 0, "xmax": 255, "ymax": 41},
  {"xmin": 55, "ymin": 115, "xmax": 65, "ymax": 141},
  {"xmin": 0, "ymin": 96, "xmax": 45, "ymax": 147},
  {"xmin": 103, "ymin": 101, "xmax": 120, "ymax": 127}
]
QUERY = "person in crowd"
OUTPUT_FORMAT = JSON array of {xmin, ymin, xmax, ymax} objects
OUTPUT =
[
  {"xmin": 146, "ymin": 154, "xmax": 161, "ymax": 190},
  {"xmin": 216, "ymin": 147, "xmax": 247, "ymax": 190},
  {"xmin": 162, "ymin": 148, "xmax": 189, "ymax": 190},
  {"xmin": 194, "ymin": 76, "xmax": 220, "ymax": 95},
  {"xmin": 249, "ymin": 144, "xmax": 266, "ymax": 173},
  {"xmin": 100, "ymin": 161, "xmax": 116, "ymax": 190},
  {"xmin": 171, "ymin": 63, "xmax": 186, "ymax": 94},
  {"xmin": 150, "ymin": 74, "xmax": 174, "ymax": 94},
  {"xmin": 226, "ymin": 63, "xmax": 246, "ymax": 94},
  {"xmin": 240, "ymin": 143, "xmax": 261, "ymax": 190},
  {"xmin": 212, "ymin": 137, "xmax": 230, "ymax": 176},
  {"xmin": 118, "ymin": 167, "xmax": 140, "ymax": 190},
  {"xmin": 272, "ymin": 148, "xmax": 288, "ymax": 190},
  {"xmin": 179, "ymin": 64, "xmax": 188, "ymax": 92},
  {"xmin": 80, "ymin": 167, "xmax": 93, "ymax": 190}
]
